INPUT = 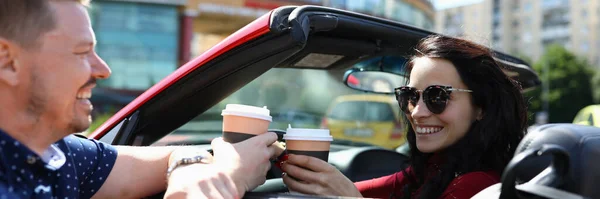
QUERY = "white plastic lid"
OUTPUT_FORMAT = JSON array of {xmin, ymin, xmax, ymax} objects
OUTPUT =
[
  {"xmin": 284, "ymin": 124, "xmax": 333, "ymax": 141},
  {"xmin": 221, "ymin": 104, "xmax": 272, "ymax": 122}
]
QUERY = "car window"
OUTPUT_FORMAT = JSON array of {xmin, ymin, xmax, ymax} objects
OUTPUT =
[
  {"xmin": 329, "ymin": 101, "xmax": 395, "ymax": 122},
  {"xmin": 153, "ymin": 68, "xmax": 406, "ymax": 148}
]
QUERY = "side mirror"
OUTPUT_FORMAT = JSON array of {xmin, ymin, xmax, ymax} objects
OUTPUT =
[{"xmin": 343, "ymin": 70, "xmax": 406, "ymax": 94}]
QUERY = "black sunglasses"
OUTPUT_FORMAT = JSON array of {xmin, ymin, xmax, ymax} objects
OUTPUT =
[{"xmin": 394, "ymin": 85, "xmax": 473, "ymax": 114}]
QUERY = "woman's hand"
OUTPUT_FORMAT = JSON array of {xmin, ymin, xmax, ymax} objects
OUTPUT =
[{"xmin": 281, "ymin": 154, "xmax": 362, "ymax": 197}]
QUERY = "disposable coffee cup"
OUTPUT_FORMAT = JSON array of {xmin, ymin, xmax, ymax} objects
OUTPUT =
[
  {"xmin": 283, "ymin": 125, "xmax": 333, "ymax": 195},
  {"xmin": 284, "ymin": 125, "xmax": 333, "ymax": 161},
  {"xmin": 221, "ymin": 104, "xmax": 272, "ymax": 143}
]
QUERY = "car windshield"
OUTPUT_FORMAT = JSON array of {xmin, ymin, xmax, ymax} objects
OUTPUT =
[{"xmin": 154, "ymin": 67, "xmax": 407, "ymax": 149}]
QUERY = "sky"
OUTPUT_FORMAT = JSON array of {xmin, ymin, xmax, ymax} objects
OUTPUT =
[{"xmin": 431, "ymin": 0, "xmax": 484, "ymax": 10}]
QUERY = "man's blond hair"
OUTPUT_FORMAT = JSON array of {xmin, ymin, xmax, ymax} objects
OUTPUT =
[{"xmin": 0, "ymin": 0, "xmax": 90, "ymax": 49}]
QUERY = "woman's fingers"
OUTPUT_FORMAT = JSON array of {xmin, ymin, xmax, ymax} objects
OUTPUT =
[
  {"xmin": 282, "ymin": 173, "xmax": 323, "ymax": 195},
  {"xmin": 281, "ymin": 161, "xmax": 325, "ymax": 184},
  {"xmin": 286, "ymin": 154, "xmax": 334, "ymax": 173},
  {"xmin": 281, "ymin": 156, "xmax": 364, "ymax": 198}
]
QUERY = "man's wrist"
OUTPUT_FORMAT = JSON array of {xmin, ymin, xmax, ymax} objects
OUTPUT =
[
  {"xmin": 166, "ymin": 163, "xmax": 244, "ymax": 198},
  {"xmin": 167, "ymin": 148, "xmax": 213, "ymax": 181},
  {"xmin": 168, "ymin": 148, "xmax": 213, "ymax": 167},
  {"xmin": 167, "ymin": 155, "xmax": 211, "ymax": 179}
]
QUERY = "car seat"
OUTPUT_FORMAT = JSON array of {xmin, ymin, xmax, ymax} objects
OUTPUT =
[{"xmin": 472, "ymin": 124, "xmax": 600, "ymax": 199}]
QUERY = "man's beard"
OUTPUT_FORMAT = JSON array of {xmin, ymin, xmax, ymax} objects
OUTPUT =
[
  {"xmin": 26, "ymin": 71, "xmax": 90, "ymax": 135},
  {"xmin": 26, "ymin": 72, "xmax": 46, "ymax": 124}
]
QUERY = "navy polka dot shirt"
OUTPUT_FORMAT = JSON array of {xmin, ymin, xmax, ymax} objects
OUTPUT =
[{"xmin": 0, "ymin": 129, "xmax": 118, "ymax": 198}]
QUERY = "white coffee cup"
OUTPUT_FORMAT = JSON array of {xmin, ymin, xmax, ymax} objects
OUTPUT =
[
  {"xmin": 221, "ymin": 104, "xmax": 272, "ymax": 143},
  {"xmin": 283, "ymin": 125, "xmax": 333, "ymax": 195}
]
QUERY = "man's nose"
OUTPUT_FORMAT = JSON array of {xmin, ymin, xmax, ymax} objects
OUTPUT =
[
  {"xmin": 90, "ymin": 52, "xmax": 111, "ymax": 79},
  {"xmin": 411, "ymin": 98, "xmax": 432, "ymax": 119}
]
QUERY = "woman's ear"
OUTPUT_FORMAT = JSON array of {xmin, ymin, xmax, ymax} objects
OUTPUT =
[{"xmin": 475, "ymin": 107, "xmax": 484, "ymax": 121}]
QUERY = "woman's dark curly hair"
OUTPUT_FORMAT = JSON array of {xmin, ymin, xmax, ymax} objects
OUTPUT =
[{"xmin": 400, "ymin": 35, "xmax": 528, "ymax": 199}]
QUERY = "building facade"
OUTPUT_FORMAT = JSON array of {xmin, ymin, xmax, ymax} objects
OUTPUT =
[
  {"xmin": 89, "ymin": 0, "xmax": 186, "ymax": 90},
  {"xmin": 87, "ymin": 0, "xmax": 187, "ymax": 115},
  {"xmin": 436, "ymin": 0, "xmax": 600, "ymax": 69},
  {"xmin": 435, "ymin": 1, "xmax": 493, "ymax": 46},
  {"xmin": 89, "ymin": 0, "xmax": 434, "ymax": 92},
  {"xmin": 184, "ymin": 0, "xmax": 435, "ymax": 59}
]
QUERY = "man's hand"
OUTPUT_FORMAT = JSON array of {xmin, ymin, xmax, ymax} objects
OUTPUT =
[
  {"xmin": 165, "ymin": 163, "xmax": 239, "ymax": 199},
  {"xmin": 164, "ymin": 132, "xmax": 280, "ymax": 199},
  {"xmin": 211, "ymin": 132, "xmax": 279, "ymax": 197}
]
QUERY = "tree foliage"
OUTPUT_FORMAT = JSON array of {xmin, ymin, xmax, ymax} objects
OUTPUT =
[
  {"xmin": 591, "ymin": 71, "xmax": 600, "ymax": 103},
  {"xmin": 525, "ymin": 45, "xmax": 595, "ymax": 123}
]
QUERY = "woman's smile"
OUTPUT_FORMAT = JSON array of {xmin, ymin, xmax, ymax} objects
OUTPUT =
[{"xmin": 414, "ymin": 125, "xmax": 444, "ymax": 135}]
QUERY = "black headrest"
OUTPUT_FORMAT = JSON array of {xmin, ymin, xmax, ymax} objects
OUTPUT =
[{"xmin": 511, "ymin": 124, "xmax": 600, "ymax": 198}]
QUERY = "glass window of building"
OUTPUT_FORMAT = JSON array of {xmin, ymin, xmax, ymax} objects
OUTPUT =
[
  {"xmin": 581, "ymin": 43, "xmax": 590, "ymax": 51},
  {"xmin": 89, "ymin": 1, "xmax": 180, "ymax": 90},
  {"xmin": 398, "ymin": 3, "xmax": 414, "ymax": 23},
  {"xmin": 345, "ymin": 0, "xmax": 385, "ymax": 17},
  {"xmin": 414, "ymin": 9, "xmax": 425, "ymax": 28},
  {"xmin": 524, "ymin": 2, "xmax": 532, "ymax": 11},
  {"xmin": 328, "ymin": 0, "xmax": 347, "ymax": 9},
  {"xmin": 423, "ymin": 19, "xmax": 433, "ymax": 30},
  {"xmin": 332, "ymin": 0, "xmax": 433, "ymax": 31},
  {"xmin": 370, "ymin": 0, "xmax": 386, "ymax": 17}
]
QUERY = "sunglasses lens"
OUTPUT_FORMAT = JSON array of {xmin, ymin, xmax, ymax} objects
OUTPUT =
[
  {"xmin": 397, "ymin": 88, "xmax": 418, "ymax": 114},
  {"xmin": 424, "ymin": 87, "xmax": 449, "ymax": 114}
]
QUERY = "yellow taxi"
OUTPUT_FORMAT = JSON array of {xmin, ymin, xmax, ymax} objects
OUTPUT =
[
  {"xmin": 573, "ymin": 105, "xmax": 600, "ymax": 127},
  {"xmin": 321, "ymin": 94, "xmax": 406, "ymax": 149}
]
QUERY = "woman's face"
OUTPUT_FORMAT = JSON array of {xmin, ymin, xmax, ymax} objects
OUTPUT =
[{"xmin": 407, "ymin": 57, "xmax": 481, "ymax": 153}]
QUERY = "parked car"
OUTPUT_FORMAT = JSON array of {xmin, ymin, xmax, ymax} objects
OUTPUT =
[
  {"xmin": 322, "ymin": 94, "xmax": 406, "ymax": 149},
  {"xmin": 573, "ymin": 104, "xmax": 600, "ymax": 127},
  {"xmin": 90, "ymin": 5, "xmax": 546, "ymax": 198}
]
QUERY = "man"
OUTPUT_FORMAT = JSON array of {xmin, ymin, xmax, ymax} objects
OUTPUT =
[{"xmin": 0, "ymin": 0, "xmax": 281, "ymax": 198}]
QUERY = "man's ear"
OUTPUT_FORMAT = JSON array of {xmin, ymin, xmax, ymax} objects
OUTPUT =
[{"xmin": 0, "ymin": 38, "xmax": 20, "ymax": 86}]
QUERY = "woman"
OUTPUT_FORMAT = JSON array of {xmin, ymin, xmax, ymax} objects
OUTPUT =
[{"xmin": 281, "ymin": 35, "xmax": 528, "ymax": 199}]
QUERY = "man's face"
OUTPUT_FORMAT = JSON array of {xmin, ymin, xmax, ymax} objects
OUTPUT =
[{"xmin": 18, "ymin": 2, "xmax": 111, "ymax": 134}]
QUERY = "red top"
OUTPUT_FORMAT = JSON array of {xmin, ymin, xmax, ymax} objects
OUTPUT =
[{"xmin": 355, "ymin": 166, "xmax": 500, "ymax": 199}]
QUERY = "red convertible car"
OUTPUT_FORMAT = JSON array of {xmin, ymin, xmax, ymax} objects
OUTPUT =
[{"xmin": 89, "ymin": 5, "xmax": 599, "ymax": 199}]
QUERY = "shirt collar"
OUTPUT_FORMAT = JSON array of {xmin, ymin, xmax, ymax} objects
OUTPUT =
[
  {"xmin": 0, "ymin": 128, "xmax": 66, "ymax": 171},
  {"xmin": 40, "ymin": 144, "xmax": 66, "ymax": 170}
]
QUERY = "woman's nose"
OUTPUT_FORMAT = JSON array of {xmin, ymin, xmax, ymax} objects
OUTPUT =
[{"xmin": 411, "ymin": 98, "xmax": 432, "ymax": 119}]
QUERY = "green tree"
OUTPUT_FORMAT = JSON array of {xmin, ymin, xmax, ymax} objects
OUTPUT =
[
  {"xmin": 85, "ymin": 112, "xmax": 115, "ymax": 136},
  {"xmin": 591, "ymin": 71, "xmax": 600, "ymax": 103},
  {"xmin": 526, "ymin": 45, "xmax": 595, "ymax": 123}
]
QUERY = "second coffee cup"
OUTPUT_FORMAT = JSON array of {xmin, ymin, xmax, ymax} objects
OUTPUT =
[
  {"xmin": 283, "ymin": 125, "xmax": 333, "ymax": 162},
  {"xmin": 221, "ymin": 104, "xmax": 272, "ymax": 143}
]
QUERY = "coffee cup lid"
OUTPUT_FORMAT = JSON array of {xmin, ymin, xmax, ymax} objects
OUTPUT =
[
  {"xmin": 221, "ymin": 104, "xmax": 272, "ymax": 122},
  {"xmin": 284, "ymin": 124, "xmax": 333, "ymax": 141}
]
